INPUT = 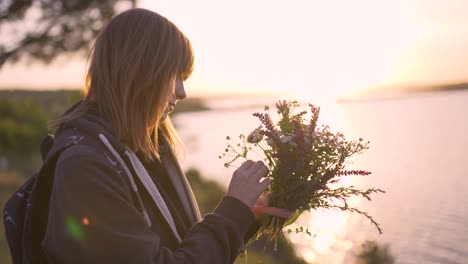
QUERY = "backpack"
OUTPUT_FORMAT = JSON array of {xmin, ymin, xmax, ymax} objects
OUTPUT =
[{"xmin": 3, "ymin": 133, "xmax": 84, "ymax": 264}]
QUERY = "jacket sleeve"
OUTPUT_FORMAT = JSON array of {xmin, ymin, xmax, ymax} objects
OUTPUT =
[{"xmin": 42, "ymin": 146, "xmax": 255, "ymax": 264}]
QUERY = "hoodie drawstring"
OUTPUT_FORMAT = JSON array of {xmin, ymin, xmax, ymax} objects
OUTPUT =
[
  {"xmin": 124, "ymin": 149, "xmax": 181, "ymax": 242},
  {"xmin": 98, "ymin": 134, "xmax": 152, "ymax": 228}
]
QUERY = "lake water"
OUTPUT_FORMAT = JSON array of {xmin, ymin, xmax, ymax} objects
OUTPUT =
[{"xmin": 173, "ymin": 91, "xmax": 468, "ymax": 264}]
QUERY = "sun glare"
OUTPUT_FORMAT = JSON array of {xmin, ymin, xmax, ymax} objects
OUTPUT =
[
  {"xmin": 148, "ymin": 0, "xmax": 421, "ymax": 100},
  {"xmin": 5, "ymin": 0, "xmax": 463, "ymax": 97}
]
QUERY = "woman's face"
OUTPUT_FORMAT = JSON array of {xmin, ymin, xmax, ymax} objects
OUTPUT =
[{"xmin": 161, "ymin": 77, "xmax": 186, "ymax": 121}]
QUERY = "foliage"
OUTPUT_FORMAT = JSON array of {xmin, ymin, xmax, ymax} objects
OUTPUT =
[
  {"xmin": 185, "ymin": 168, "xmax": 225, "ymax": 216},
  {"xmin": 0, "ymin": 90, "xmax": 83, "ymax": 174},
  {"xmin": 0, "ymin": 0, "xmax": 135, "ymax": 67},
  {"xmin": 0, "ymin": 89, "xmax": 83, "ymax": 117},
  {"xmin": 355, "ymin": 241, "xmax": 395, "ymax": 264},
  {"xmin": 0, "ymin": 97, "xmax": 48, "ymax": 155},
  {"xmin": 221, "ymin": 100, "xmax": 385, "ymax": 250}
]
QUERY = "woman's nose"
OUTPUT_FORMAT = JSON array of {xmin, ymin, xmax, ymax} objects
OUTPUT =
[{"xmin": 175, "ymin": 78, "xmax": 186, "ymax": 100}]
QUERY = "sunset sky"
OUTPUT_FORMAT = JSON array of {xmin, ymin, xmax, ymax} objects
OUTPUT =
[{"xmin": 0, "ymin": 0, "xmax": 467, "ymax": 101}]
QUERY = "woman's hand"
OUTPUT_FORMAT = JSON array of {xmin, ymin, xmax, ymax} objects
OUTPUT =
[
  {"xmin": 226, "ymin": 160, "xmax": 271, "ymax": 209},
  {"xmin": 252, "ymin": 195, "xmax": 292, "ymax": 221}
]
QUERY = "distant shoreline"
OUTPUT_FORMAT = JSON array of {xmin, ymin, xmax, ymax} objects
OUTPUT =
[
  {"xmin": 337, "ymin": 82, "xmax": 468, "ymax": 104},
  {"xmin": 2, "ymin": 82, "xmax": 467, "ymax": 106},
  {"xmin": 405, "ymin": 82, "xmax": 468, "ymax": 93},
  {"xmin": 0, "ymin": 89, "xmax": 211, "ymax": 115}
]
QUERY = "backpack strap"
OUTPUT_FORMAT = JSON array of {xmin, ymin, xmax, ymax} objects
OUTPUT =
[
  {"xmin": 22, "ymin": 134, "xmax": 82, "ymax": 263},
  {"xmin": 40, "ymin": 134, "xmax": 54, "ymax": 162}
]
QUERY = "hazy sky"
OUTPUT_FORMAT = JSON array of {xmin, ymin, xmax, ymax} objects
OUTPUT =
[{"xmin": 0, "ymin": 0, "xmax": 467, "ymax": 100}]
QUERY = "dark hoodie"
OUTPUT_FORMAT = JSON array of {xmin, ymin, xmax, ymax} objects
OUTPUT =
[{"xmin": 40, "ymin": 103, "xmax": 258, "ymax": 264}]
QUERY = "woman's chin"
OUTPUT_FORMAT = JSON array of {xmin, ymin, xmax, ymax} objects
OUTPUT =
[
  {"xmin": 161, "ymin": 110, "xmax": 174, "ymax": 122},
  {"xmin": 160, "ymin": 113, "xmax": 168, "ymax": 122}
]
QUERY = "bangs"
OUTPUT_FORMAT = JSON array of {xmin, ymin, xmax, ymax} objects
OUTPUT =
[
  {"xmin": 165, "ymin": 22, "xmax": 194, "ymax": 81},
  {"xmin": 178, "ymin": 34, "xmax": 194, "ymax": 80}
]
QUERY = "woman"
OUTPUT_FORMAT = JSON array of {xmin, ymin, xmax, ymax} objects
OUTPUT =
[{"xmin": 42, "ymin": 8, "xmax": 291, "ymax": 264}]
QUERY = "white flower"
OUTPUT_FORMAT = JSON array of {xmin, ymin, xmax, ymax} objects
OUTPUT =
[
  {"xmin": 280, "ymin": 135, "xmax": 294, "ymax": 143},
  {"xmin": 247, "ymin": 128, "xmax": 264, "ymax": 143},
  {"xmin": 266, "ymin": 138, "xmax": 275, "ymax": 145}
]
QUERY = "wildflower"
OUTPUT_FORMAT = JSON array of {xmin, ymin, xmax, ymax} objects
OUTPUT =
[
  {"xmin": 265, "ymin": 138, "xmax": 275, "ymax": 145},
  {"xmin": 222, "ymin": 100, "xmax": 384, "ymax": 250},
  {"xmin": 280, "ymin": 135, "xmax": 294, "ymax": 144},
  {"xmin": 247, "ymin": 127, "xmax": 264, "ymax": 143}
]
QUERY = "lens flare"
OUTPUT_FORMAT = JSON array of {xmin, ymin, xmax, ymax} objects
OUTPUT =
[{"xmin": 66, "ymin": 216, "xmax": 84, "ymax": 241}]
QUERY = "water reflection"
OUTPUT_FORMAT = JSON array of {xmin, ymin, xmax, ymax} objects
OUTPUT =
[{"xmin": 287, "ymin": 183, "xmax": 364, "ymax": 263}]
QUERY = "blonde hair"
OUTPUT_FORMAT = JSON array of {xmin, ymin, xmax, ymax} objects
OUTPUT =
[{"xmin": 49, "ymin": 8, "xmax": 194, "ymax": 161}]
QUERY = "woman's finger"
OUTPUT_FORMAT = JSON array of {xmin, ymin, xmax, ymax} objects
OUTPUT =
[
  {"xmin": 239, "ymin": 160, "xmax": 255, "ymax": 171},
  {"xmin": 251, "ymin": 165, "xmax": 269, "ymax": 182},
  {"xmin": 256, "ymin": 195, "xmax": 268, "ymax": 206},
  {"xmin": 246, "ymin": 160, "xmax": 265, "ymax": 174},
  {"xmin": 252, "ymin": 206, "xmax": 293, "ymax": 219},
  {"xmin": 256, "ymin": 177, "xmax": 271, "ymax": 192}
]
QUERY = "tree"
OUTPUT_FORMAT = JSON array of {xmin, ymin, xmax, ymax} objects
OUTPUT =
[
  {"xmin": 0, "ymin": 97, "xmax": 48, "ymax": 155},
  {"xmin": 0, "ymin": 0, "xmax": 136, "ymax": 68},
  {"xmin": 0, "ymin": 97, "xmax": 48, "ymax": 174}
]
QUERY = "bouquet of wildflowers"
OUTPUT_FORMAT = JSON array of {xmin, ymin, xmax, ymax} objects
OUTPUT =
[{"xmin": 221, "ymin": 100, "xmax": 384, "ymax": 250}]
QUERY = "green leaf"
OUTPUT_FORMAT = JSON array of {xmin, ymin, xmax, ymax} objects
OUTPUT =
[{"xmin": 283, "ymin": 210, "xmax": 303, "ymax": 227}]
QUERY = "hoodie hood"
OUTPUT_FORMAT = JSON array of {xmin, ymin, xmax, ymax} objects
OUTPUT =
[{"xmin": 53, "ymin": 101, "xmax": 128, "ymax": 157}]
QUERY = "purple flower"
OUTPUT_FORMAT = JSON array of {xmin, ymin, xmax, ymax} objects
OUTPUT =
[{"xmin": 253, "ymin": 112, "xmax": 281, "ymax": 144}]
